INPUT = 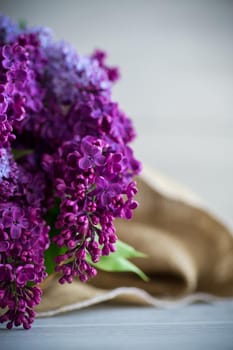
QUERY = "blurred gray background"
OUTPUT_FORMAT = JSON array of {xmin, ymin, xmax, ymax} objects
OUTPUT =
[{"xmin": 1, "ymin": 0, "xmax": 232, "ymax": 226}]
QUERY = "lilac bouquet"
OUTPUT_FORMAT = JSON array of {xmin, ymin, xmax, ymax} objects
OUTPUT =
[{"xmin": 0, "ymin": 15, "xmax": 144, "ymax": 329}]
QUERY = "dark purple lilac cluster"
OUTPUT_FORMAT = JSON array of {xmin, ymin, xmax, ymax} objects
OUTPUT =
[
  {"xmin": 0, "ymin": 15, "xmax": 141, "ymax": 329},
  {"xmin": 0, "ymin": 149, "xmax": 49, "ymax": 329}
]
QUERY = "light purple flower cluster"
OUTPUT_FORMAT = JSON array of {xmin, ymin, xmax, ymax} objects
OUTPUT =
[
  {"xmin": 0, "ymin": 20, "xmax": 45, "ymax": 147},
  {"xmin": 0, "ymin": 14, "xmax": 141, "ymax": 329}
]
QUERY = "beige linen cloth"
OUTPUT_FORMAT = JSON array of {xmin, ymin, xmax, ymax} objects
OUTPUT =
[{"xmin": 37, "ymin": 166, "xmax": 233, "ymax": 317}]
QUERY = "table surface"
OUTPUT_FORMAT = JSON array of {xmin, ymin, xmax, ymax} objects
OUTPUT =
[
  {"xmin": 1, "ymin": 302, "xmax": 233, "ymax": 350},
  {"xmin": 0, "ymin": 0, "xmax": 233, "ymax": 348}
]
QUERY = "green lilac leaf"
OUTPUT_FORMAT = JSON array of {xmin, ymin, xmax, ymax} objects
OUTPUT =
[
  {"xmin": 18, "ymin": 19, "xmax": 27, "ymax": 29},
  {"xmin": 12, "ymin": 148, "xmax": 33, "ymax": 160},
  {"xmin": 87, "ymin": 254, "xmax": 149, "ymax": 282},
  {"xmin": 115, "ymin": 240, "xmax": 147, "ymax": 259},
  {"xmin": 44, "ymin": 243, "xmax": 66, "ymax": 275},
  {"xmin": 44, "ymin": 198, "xmax": 66, "ymax": 275}
]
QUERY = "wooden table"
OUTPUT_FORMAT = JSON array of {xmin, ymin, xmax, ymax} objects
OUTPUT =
[{"xmin": 1, "ymin": 302, "xmax": 233, "ymax": 349}]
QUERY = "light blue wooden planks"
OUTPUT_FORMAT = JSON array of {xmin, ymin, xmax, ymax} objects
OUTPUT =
[{"xmin": 1, "ymin": 302, "xmax": 233, "ymax": 350}]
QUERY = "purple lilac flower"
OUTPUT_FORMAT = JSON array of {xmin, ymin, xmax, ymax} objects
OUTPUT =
[
  {"xmin": 18, "ymin": 26, "xmax": 141, "ymax": 284},
  {"xmin": 0, "ymin": 14, "xmax": 21, "ymax": 43},
  {"xmin": 2, "ymin": 205, "xmax": 29, "ymax": 239},
  {"xmin": 43, "ymin": 42, "xmax": 118, "ymax": 105},
  {"xmin": 0, "ymin": 147, "xmax": 18, "ymax": 199},
  {"xmin": 0, "ymin": 149, "xmax": 50, "ymax": 329},
  {"xmin": 0, "ymin": 147, "xmax": 10, "ymax": 180},
  {"xmin": 0, "ymin": 14, "xmax": 141, "ymax": 329},
  {"xmin": 79, "ymin": 136, "xmax": 106, "ymax": 169},
  {"xmin": 0, "ymin": 27, "xmax": 46, "ymax": 147},
  {"xmin": 16, "ymin": 42, "xmax": 120, "ymax": 149},
  {"xmin": 41, "ymin": 130, "xmax": 140, "ymax": 283}
]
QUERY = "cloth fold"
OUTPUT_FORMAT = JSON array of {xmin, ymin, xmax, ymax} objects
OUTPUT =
[{"xmin": 37, "ymin": 166, "xmax": 233, "ymax": 316}]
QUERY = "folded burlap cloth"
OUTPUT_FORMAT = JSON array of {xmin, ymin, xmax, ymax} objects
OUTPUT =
[{"xmin": 37, "ymin": 166, "xmax": 233, "ymax": 317}]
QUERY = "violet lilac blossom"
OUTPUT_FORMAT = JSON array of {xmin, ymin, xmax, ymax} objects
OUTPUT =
[{"xmin": 0, "ymin": 14, "xmax": 141, "ymax": 329}]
